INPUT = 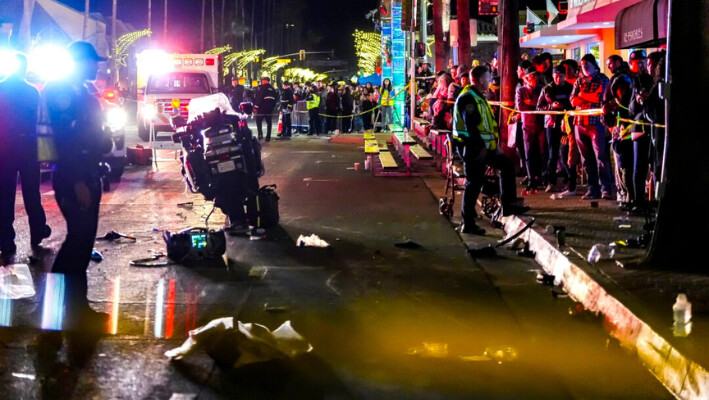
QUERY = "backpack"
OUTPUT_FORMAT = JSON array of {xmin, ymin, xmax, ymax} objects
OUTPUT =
[{"xmin": 247, "ymin": 184, "xmax": 280, "ymax": 228}]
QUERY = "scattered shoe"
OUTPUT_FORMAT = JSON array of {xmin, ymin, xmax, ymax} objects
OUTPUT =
[
  {"xmin": 459, "ymin": 223, "xmax": 486, "ymax": 236},
  {"xmin": 502, "ymin": 204, "xmax": 531, "ymax": 217},
  {"xmin": 31, "ymin": 225, "xmax": 52, "ymax": 246},
  {"xmin": 250, "ymin": 228, "xmax": 266, "ymax": 240},
  {"xmin": 560, "ymin": 189, "xmax": 577, "ymax": 196},
  {"xmin": 225, "ymin": 223, "xmax": 250, "ymax": 236},
  {"xmin": 582, "ymin": 192, "xmax": 600, "ymax": 200}
]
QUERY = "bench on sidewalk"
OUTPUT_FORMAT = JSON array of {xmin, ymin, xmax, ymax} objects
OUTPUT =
[
  {"xmin": 391, "ymin": 128, "xmax": 417, "ymax": 168},
  {"xmin": 412, "ymin": 117, "xmax": 431, "ymax": 141},
  {"xmin": 430, "ymin": 129, "xmax": 451, "ymax": 159},
  {"xmin": 378, "ymin": 151, "xmax": 398, "ymax": 169}
]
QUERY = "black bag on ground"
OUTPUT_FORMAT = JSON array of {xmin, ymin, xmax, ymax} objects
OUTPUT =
[{"xmin": 247, "ymin": 184, "xmax": 280, "ymax": 228}]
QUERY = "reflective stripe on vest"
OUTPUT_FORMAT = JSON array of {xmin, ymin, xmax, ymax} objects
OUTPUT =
[
  {"xmin": 306, "ymin": 94, "xmax": 320, "ymax": 110},
  {"xmin": 452, "ymin": 86, "xmax": 499, "ymax": 151}
]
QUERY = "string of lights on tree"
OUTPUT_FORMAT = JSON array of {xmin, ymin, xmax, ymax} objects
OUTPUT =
[
  {"xmin": 261, "ymin": 55, "xmax": 289, "ymax": 77},
  {"xmin": 353, "ymin": 29, "xmax": 381, "ymax": 76},
  {"xmin": 205, "ymin": 45, "xmax": 232, "ymax": 55},
  {"xmin": 222, "ymin": 49, "xmax": 266, "ymax": 76},
  {"xmin": 114, "ymin": 29, "xmax": 151, "ymax": 66},
  {"xmin": 282, "ymin": 68, "xmax": 328, "ymax": 83}
]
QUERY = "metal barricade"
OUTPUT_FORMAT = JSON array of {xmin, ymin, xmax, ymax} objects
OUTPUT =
[{"xmin": 292, "ymin": 100, "xmax": 309, "ymax": 133}]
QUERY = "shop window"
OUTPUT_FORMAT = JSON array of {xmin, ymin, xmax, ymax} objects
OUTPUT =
[
  {"xmin": 587, "ymin": 42, "xmax": 600, "ymax": 62},
  {"xmin": 572, "ymin": 47, "xmax": 581, "ymax": 61}
]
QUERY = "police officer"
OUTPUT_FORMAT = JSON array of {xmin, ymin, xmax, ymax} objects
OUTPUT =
[
  {"xmin": 279, "ymin": 81, "xmax": 295, "ymax": 138},
  {"xmin": 228, "ymin": 76, "xmax": 245, "ymax": 112},
  {"xmin": 37, "ymin": 41, "xmax": 112, "ymax": 330},
  {"xmin": 306, "ymin": 84, "xmax": 322, "ymax": 135},
  {"xmin": 254, "ymin": 76, "xmax": 278, "ymax": 141},
  {"xmin": 453, "ymin": 66, "xmax": 529, "ymax": 235},
  {"xmin": 0, "ymin": 52, "xmax": 51, "ymax": 256}
]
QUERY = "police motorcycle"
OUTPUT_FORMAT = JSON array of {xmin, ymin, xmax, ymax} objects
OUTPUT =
[{"xmin": 162, "ymin": 94, "xmax": 271, "ymax": 262}]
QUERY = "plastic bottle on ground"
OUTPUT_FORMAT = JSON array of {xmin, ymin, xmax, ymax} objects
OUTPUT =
[
  {"xmin": 587, "ymin": 244, "xmax": 611, "ymax": 263},
  {"xmin": 673, "ymin": 293, "xmax": 692, "ymax": 337}
]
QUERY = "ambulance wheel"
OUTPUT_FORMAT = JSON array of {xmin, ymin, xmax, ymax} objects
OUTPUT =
[{"xmin": 138, "ymin": 122, "xmax": 150, "ymax": 142}]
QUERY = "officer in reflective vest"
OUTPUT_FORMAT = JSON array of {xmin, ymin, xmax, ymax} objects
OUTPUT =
[
  {"xmin": 452, "ymin": 66, "xmax": 529, "ymax": 235},
  {"xmin": 306, "ymin": 84, "xmax": 322, "ymax": 135}
]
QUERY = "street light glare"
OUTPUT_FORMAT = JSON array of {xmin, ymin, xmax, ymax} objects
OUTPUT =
[
  {"xmin": 29, "ymin": 45, "xmax": 74, "ymax": 81},
  {"xmin": 0, "ymin": 49, "xmax": 20, "ymax": 77},
  {"xmin": 137, "ymin": 49, "xmax": 173, "ymax": 78}
]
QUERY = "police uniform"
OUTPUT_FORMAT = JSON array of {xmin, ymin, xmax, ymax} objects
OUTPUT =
[
  {"xmin": 37, "ymin": 42, "xmax": 112, "ymax": 328},
  {"xmin": 306, "ymin": 88, "xmax": 322, "ymax": 135},
  {"xmin": 0, "ymin": 60, "xmax": 50, "ymax": 254},
  {"xmin": 279, "ymin": 84, "xmax": 295, "ymax": 137},
  {"xmin": 254, "ymin": 78, "xmax": 278, "ymax": 141},
  {"xmin": 453, "ymin": 85, "xmax": 523, "ymax": 233}
]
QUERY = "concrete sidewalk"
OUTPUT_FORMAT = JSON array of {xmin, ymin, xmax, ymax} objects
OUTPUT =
[{"xmin": 421, "ymin": 176, "xmax": 709, "ymax": 400}]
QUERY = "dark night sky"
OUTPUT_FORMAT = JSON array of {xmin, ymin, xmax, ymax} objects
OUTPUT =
[{"xmin": 57, "ymin": 0, "xmax": 378, "ymax": 60}]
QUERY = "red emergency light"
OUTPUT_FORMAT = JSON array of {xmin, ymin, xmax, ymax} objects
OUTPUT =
[
  {"xmin": 206, "ymin": 58, "xmax": 215, "ymax": 66},
  {"xmin": 106, "ymin": 91, "xmax": 116, "ymax": 99}
]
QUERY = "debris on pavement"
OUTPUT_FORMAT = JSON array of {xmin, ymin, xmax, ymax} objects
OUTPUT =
[
  {"xmin": 296, "ymin": 234, "xmax": 330, "ymax": 248},
  {"xmin": 517, "ymin": 243, "xmax": 536, "ymax": 258},
  {"xmin": 169, "ymin": 394, "xmax": 197, "ymax": 400},
  {"xmin": 0, "ymin": 264, "xmax": 36, "ymax": 299},
  {"xmin": 11, "ymin": 373, "xmax": 36, "ymax": 380},
  {"xmin": 90, "ymin": 249, "xmax": 103, "ymax": 262},
  {"xmin": 394, "ymin": 239, "xmax": 422, "ymax": 249},
  {"xmin": 96, "ymin": 230, "xmax": 137, "ymax": 242},
  {"xmin": 551, "ymin": 288, "xmax": 569, "ymax": 298},
  {"xmin": 264, "ymin": 303, "xmax": 290, "ymax": 313},
  {"xmin": 176, "ymin": 202, "xmax": 194, "ymax": 209},
  {"xmin": 536, "ymin": 272, "xmax": 555, "ymax": 286},
  {"xmin": 165, "ymin": 317, "xmax": 313, "ymax": 368},
  {"xmin": 587, "ymin": 243, "xmax": 612, "ymax": 263},
  {"xmin": 467, "ymin": 245, "xmax": 497, "ymax": 258},
  {"xmin": 506, "ymin": 238, "xmax": 526, "ymax": 250},
  {"xmin": 248, "ymin": 267, "xmax": 268, "ymax": 279},
  {"xmin": 407, "ymin": 342, "xmax": 449, "ymax": 358}
]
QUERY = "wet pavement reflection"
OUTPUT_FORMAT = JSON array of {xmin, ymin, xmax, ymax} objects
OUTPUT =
[{"xmin": 0, "ymin": 135, "xmax": 673, "ymax": 399}]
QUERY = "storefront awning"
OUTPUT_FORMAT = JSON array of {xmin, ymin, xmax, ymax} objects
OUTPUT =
[
  {"xmin": 558, "ymin": 0, "xmax": 643, "ymax": 31},
  {"xmin": 519, "ymin": 23, "xmax": 597, "ymax": 48},
  {"xmin": 615, "ymin": 0, "xmax": 668, "ymax": 49}
]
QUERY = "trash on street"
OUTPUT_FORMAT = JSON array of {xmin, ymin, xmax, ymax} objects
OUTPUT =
[
  {"xmin": 296, "ymin": 234, "xmax": 330, "ymax": 248},
  {"xmin": 165, "ymin": 317, "xmax": 313, "ymax": 368},
  {"xmin": 394, "ymin": 239, "xmax": 422, "ymax": 249},
  {"xmin": 0, "ymin": 264, "xmax": 36, "ymax": 299}
]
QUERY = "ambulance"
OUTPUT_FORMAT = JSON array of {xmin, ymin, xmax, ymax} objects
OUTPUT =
[{"xmin": 137, "ymin": 51, "xmax": 220, "ymax": 141}]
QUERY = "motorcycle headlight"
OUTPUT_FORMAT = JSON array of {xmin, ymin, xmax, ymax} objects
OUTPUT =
[{"xmin": 107, "ymin": 108, "xmax": 127, "ymax": 130}]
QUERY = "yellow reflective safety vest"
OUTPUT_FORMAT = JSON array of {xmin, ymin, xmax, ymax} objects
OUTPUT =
[
  {"xmin": 306, "ymin": 93, "xmax": 320, "ymax": 110},
  {"xmin": 452, "ymin": 86, "xmax": 498, "ymax": 151},
  {"xmin": 380, "ymin": 88, "xmax": 394, "ymax": 106}
]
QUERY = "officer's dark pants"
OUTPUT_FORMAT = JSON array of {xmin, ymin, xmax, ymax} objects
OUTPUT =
[
  {"xmin": 281, "ymin": 112, "xmax": 292, "ymax": 137},
  {"xmin": 461, "ymin": 146, "xmax": 516, "ymax": 224},
  {"xmin": 308, "ymin": 109, "xmax": 321, "ymax": 135},
  {"xmin": 0, "ymin": 148, "xmax": 47, "ymax": 248},
  {"xmin": 515, "ymin": 122, "xmax": 528, "ymax": 177},
  {"xmin": 326, "ymin": 109, "xmax": 338, "ymax": 132},
  {"xmin": 632, "ymin": 134, "xmax": 651, "ymax": 205},
  {"xmin": 545, "ymin": 127, "xmax": 563, "ymax": 186},
  {"xmin": 256, "ymin": 115, "xmax": 272, "ymax": 141},
  {"xmin": 216, "ymin": 174, "xmax": 255, "ymax": 226},
  {"xmin": 523, "ymin": 126, "xmax": 546, "ymax": 185},
  {"xmin": 613, "ymin": 138, "xmax": 634, "ymax": 202},
  {"xmin": 51, "ymin": 174, "xmax": 101, "ymax": 326}
]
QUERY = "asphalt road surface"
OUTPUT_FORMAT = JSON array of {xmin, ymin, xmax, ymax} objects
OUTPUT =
[{"xmin": 0, "ymin": 125, "xmax": 672, "ymax": 399}]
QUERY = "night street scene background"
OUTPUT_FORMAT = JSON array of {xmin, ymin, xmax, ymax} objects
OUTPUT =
[{"xmin": 0, "ymin": 0, "xmax": 707, "ymax": 399}]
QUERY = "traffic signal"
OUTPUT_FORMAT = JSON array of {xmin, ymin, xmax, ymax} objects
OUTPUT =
[
  {"xmin": 299, "ymin": 50, "xmax": 305, "ymax": 61},
  {"xmin": 523, "ymin": 22, "xmax": 536, "ymax": 35},
  {"xmin": 415, "ymin": 41, "xmax": 426, "ymax": 58}
]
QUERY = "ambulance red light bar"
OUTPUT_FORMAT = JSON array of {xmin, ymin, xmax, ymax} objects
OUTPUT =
[{"xmin": 206, "ymin": 58, "xmax": 215, "ymax": 66}]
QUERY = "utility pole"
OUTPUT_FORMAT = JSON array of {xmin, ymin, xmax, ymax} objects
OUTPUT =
[
  {"xmin": 112, "ymin": 0, "xmax": 117, "ymax": 84},
  {"xmin": 163, "ymin": 0, "xmax": 167, "ymax": 43},
  {"xmin": 642, "ymin": 0, "xmax": 709, "ymax": 269},
  {"xmin": 83, "ymin": 0, "xmax": 89, "ymax": 40},
  {"xmin": 497, "ymin": 0, "xmax": 519, "ymax": 158},
  {"xmin": 147, "ymin": 0, "xmax": 152, "ymax": 42},
  {"xmin": 433, "ymin": 0, "xmax": 447, "ymax": 72},
  {"xmin": 201, "ymin": 0, "xmax": 205, "ymax": 51},
  {"xmin": 211, "ymin": 0, "xmax": 216, "ymax": 47},
  {"xmin": 456, "ymin": 0, "xmax": 471, "ymax": 67}
]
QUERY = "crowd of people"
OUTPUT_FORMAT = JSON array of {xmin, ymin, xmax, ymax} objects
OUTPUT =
[
  {"xmin": 415, "ymin": 50, "xmax": 666, "ymax": 221},
  {"xmin": 226, "ymin": 76, "xmax": 402, "ymax": 139}
]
